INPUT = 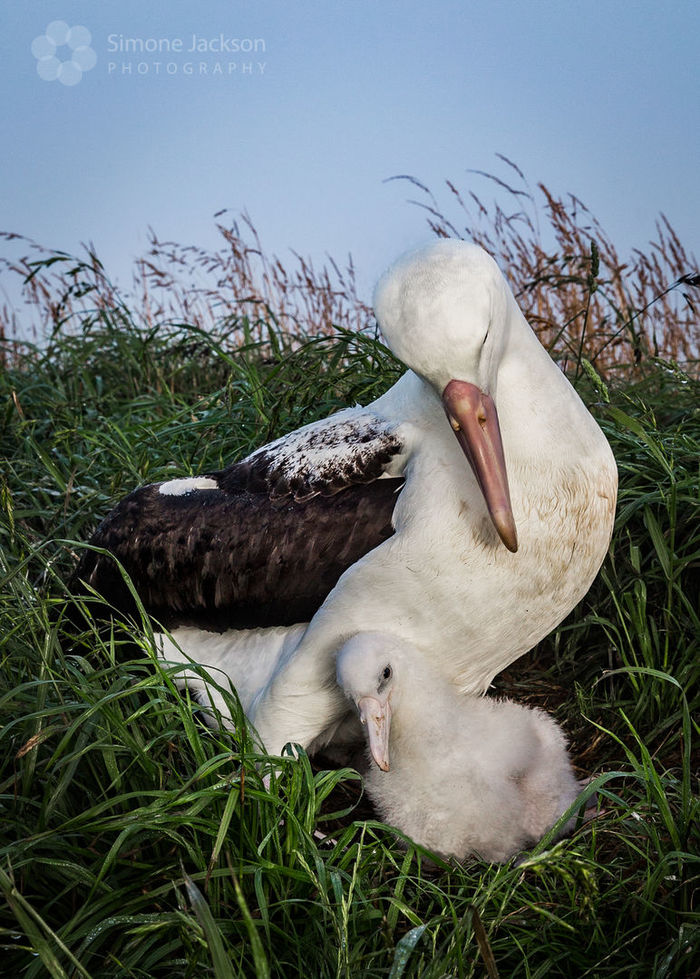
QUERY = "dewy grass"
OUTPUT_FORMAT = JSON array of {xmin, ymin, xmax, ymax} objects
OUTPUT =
[{"xmin": 1, "ymin": 215, "xmax": 698, "ymax": 976}]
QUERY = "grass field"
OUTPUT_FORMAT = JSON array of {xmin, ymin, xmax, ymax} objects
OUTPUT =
[{"xmin": 1, "ymin": 187, "xmax": 698, "ymax": 976}]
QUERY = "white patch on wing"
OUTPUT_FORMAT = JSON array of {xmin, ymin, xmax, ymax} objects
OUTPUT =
[
  {"xmin": 245, "ymin": 407, "xmax": 405, "ymax": 495},
  {"xmin": 249, "ymin": 410, "xmax": 375, "ymax": 465},
  {"xmin": 159, "ymin": 476, "xmax": 219, "ymax": 496}
]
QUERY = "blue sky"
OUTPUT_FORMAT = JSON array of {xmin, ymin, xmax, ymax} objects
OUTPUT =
[{"xmin": 2, "ymin": 0, "xmax": 698, "ymax": 309}]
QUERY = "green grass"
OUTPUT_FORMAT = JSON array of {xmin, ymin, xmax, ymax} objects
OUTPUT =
[{"xmin": 1, "ymin": 298, "xmax": 698, "ymax": 976}]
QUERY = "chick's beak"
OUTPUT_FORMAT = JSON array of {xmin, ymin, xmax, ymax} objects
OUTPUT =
[
  {"xmin": 357, "ymin": 696, "xmax": 391, "ymax": 772},
  {"xmin": 442, "ymin": 378, "xmax": 518, "ymax": 552}
]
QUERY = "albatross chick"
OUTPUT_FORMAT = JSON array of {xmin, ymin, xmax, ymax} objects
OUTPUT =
[{"xmin": 337, "ymin": 632, "xmax": 584, "ymax": 863}]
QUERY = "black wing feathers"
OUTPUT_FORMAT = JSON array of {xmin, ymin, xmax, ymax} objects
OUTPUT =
[{"xmin": 69, "ymin": 415, "xmax": 405, "ymax": 631}]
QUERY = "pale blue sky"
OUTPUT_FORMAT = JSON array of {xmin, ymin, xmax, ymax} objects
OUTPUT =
[{"xmin": 2, "ymin": 0, "xmax": 698, "ymax": 309}]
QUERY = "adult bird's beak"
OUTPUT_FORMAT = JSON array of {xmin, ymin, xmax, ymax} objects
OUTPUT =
[
  {"xmin": 357, "ymin": 696, "xmax": 391, "ymax": 771},
  {"xmin": 442, "ymin": 379, "xmax": 518, "ymax": 552}
]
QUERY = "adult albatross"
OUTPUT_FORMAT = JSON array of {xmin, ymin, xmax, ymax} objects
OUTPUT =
[{"xmin": 70, "ymin": 240, "xmax": 617, "ymax": 755}]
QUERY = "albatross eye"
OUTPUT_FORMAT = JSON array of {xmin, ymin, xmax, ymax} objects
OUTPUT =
[{"xmin": 377, "ymin": 664, "xmax": 393, "ymax": 693}]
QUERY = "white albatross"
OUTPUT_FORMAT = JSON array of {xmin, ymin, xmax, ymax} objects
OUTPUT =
[
  {"xmin": 336, "ymin": 632, "xmax": 584, "ymax": 863},
  {"xmin": 70, "ymin": 240, "xmax": 617, "ymax": 757}
]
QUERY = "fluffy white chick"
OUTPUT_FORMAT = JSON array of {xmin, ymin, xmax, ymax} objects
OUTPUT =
[{"xmin": 337, "ymin": 632, "xmax": 584, "ymax": 862}]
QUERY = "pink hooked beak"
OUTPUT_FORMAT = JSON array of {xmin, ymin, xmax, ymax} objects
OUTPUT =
[
  {"xmin": 357, "ymin": 696, "xmax": 391, "ymax": 771},
  {"xmin": 442, "ymin": 379, "xmax": 518, "ymax": 553}
]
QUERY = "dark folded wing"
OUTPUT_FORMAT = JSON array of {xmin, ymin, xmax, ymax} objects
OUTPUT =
[{"xmin": 69, "ymin": 411, "xmax": 406, "ymax": 631}]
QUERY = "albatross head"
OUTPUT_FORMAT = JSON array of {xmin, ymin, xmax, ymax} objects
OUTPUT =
[
  {"xmin": 374, "ymin": 239, "xmax": 518, "ymax": 552},
  {"xmin": 336, "ymin": 632, "xmax": 406, "ymax": 772}
]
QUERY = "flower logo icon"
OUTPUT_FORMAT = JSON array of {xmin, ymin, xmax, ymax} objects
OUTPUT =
[{"xmin": 31, "ymin": 21, "xmax": 97, "ymax": 86}]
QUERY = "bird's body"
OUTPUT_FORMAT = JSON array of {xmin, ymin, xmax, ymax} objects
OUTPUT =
[
  {"xmin": 71, "ymin": 241, "xmax": 617, "ymax": 756},
  {"xmin": 337, "ymin": 633, "xmax": 583, "ymax": 863}
]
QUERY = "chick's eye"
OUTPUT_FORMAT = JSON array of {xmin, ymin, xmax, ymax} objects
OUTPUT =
[{"xmin": 382, "ymin": 666, "xmax": 392, "ymax": 681}]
